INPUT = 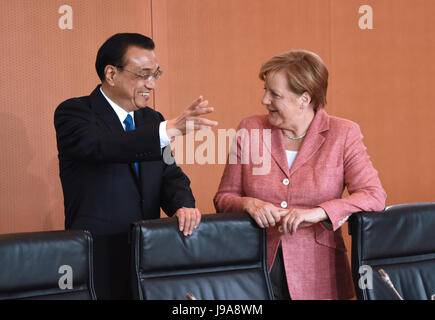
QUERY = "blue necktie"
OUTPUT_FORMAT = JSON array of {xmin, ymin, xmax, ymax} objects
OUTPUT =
[{"xmin": 123, "ymin": 114, "xmax": 139, "ymax": 176}]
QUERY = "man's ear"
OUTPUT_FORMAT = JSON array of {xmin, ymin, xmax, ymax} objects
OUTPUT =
[{"xmin": 104, "ymin": 65, "xmax": 117, "ymax": 86}]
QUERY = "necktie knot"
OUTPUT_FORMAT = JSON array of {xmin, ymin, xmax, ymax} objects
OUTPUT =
[{"xmin": 124, "ymin": 114, "xmax": 135, "ymax": 131}]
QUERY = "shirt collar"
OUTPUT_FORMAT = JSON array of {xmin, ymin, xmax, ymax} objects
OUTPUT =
[{"xmin": 99, "ymin": 86, "xmax": 134, "ymax": 127}]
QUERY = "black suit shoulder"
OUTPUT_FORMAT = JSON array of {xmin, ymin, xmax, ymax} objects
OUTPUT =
[
  {"xmin": 54, "ymin": 87, "xmax": 162, "ymax": 163},
  {"xmin": 135, "ymin": 106, "xmax": 165, "ymax": 124}
]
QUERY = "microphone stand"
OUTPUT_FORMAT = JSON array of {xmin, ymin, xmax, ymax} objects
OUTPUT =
[
  {"xmin": 378, "ymin": 269, "xmax": 404, "ymax": 300},
  {"xmin": 186, "ymin": 292, "xmax": 197, "ymax": 300}
]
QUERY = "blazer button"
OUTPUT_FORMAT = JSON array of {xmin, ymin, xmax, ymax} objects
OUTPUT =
[
  {"xmin": 280, "ymin": 201, "xmax": 287, "ymax": 209},
  {"xmin": 278, "ymin": 225, "xmax": 284, "ymax": 233},
  {"xmin": 283, "ymin": 178, "xmax": 289, "ymax": 186}
]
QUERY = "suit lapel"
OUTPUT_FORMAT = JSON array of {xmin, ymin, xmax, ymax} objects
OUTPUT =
[
  {"xmin": 133, "ymin": 108, "xmax": 145, "ymax": 127},
  {"xmin": 90, "ymin": 86, "xmax": 125, "ymax": 133},
  {"xmin": 263, "ymin": 121, "xmax": 290, "ymax": 179},
  {"xmin": 289, "ymin": 109, "xmax": 329, "ymax": 176},
  {"xmin": 263, "ymin": 110, "xmax": 329, "ymax": 178},
  {"xmin": 90, "ymin": 86, "xmax": 142, "ymax": 189}
]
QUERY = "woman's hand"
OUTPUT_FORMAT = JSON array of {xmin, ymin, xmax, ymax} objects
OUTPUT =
[
  {"xmin": 242, "ymin": 197, "xmax": 286, "ymax": 228},
  {"xmin": 281, "ymin": 207, "xmax": 328, "ymax": 235}
]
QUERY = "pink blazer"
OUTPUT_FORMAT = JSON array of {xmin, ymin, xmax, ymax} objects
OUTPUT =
[{"xmin": 214, "ymin": 109, "xmax": 387, "ymax": 300}]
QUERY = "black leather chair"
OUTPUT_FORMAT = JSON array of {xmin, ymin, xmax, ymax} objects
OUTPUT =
[
  {"xmin": 0, "ymin": 230, "xmax": 96, "ymax": 300},
  {"xmin": 349, "ymin": 202, "xmax": 435, "ymax": 300},
  {"xmin": 130, "ymin": 212, "xmax": 274, "ymax": 300}
]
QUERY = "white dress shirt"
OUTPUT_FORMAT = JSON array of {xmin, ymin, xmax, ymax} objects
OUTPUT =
[
  {"xmin": 285, "ymin": 150, "xmax": 298, "ymax": 169},
  {"xmin": 100, "ymin": 87, "xmax": 170, "ymax": 148}
]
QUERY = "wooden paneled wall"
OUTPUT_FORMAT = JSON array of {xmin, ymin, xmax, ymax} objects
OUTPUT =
[{"xmin": 1, "ymin": 0, "xmax": 434, "ymax": 258}]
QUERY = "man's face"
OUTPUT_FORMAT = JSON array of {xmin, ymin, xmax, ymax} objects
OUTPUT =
[{"xmin": 110, "ymin": 46, "xmax": 159, "ymax": 112}]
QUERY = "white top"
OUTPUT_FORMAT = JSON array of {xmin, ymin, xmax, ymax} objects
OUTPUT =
[
  {"xmin": 285, "ymin": 150, "xmax": 298, "ymax": 169},
  {"xmin": 100, "ymin": 87, "xmax": 170, "ymax": 149}
]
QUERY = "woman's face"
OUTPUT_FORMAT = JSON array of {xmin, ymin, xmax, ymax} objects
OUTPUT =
[{"xmin": 262, "ymin": 71, "xmax": 303, "ymax": 129}]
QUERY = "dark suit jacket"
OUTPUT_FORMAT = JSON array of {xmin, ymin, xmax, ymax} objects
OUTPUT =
[
  {"xmin": 54, "ymin": 86, "xmax": 195, "ymax": 299},
  {"xmin": 54, "ymin": 86, "xmax": 195, "ymax": 235}
]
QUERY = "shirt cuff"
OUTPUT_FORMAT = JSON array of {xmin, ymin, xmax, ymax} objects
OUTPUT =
[{"xmin": 159, "ymin": 120, "xmax": 170, "ymax": 149}]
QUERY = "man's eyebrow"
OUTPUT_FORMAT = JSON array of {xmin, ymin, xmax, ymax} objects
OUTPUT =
[{"xmin": 141, "ymin": 66, "xmax": 160, "ymax": 71}]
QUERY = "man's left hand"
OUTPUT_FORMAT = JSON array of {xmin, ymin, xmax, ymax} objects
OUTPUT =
[{"xmin": 174, "ymin": 207, "xmax": 201, "ymax": 236}]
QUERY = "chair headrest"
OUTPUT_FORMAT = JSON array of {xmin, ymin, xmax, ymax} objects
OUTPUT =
[
  {"xmin": 0, "ymin": 230, "xmax": 94, "ymax": 299},
  {"xmin": 131, "ymin": 213, "xmax": 265, "ymax": 274},
  {"xmin": 350, "ymin": 202, "xmax": 435, "ymax": 261}
]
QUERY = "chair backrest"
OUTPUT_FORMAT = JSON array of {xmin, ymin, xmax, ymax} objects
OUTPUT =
[
  {"xmin": 349, "ymin": 202, "xmax": 435, "ymax": 300},
  {"xmin": 0, "ymin": 230, "xmax": 96, "ymax": 300},
  {"xmin": 130, "ymin": 212, "xmax": 274, "ymax": 300}
]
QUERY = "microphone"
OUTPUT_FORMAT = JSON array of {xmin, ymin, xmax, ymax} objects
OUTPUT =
[
  {"xmin": 186, "ymin": 292, "xmax": 197, "ymax": 300},
  {"xmin": 378, "ymin": 269, "xmax": 404, "ymax": 300}
]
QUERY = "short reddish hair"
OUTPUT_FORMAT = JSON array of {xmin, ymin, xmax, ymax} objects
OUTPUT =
[{"xmin": 259, "ymin": 50, "xmax": 328, "ymax": 110}]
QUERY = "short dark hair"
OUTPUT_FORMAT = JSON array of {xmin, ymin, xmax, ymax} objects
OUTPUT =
[{"xmin": 95, "ymin": 33, "xmax": 155, "ymax": 82}]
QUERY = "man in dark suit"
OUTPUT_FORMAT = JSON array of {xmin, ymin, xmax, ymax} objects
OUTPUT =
[{"xmin": 54, "ymin": 33, "xmax": 217, "ymax": 299}]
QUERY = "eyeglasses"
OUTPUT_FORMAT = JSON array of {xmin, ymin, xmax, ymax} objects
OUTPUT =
[{"xmin": 115, "ymin": 66, "xmax": 163, "ymax": 82}]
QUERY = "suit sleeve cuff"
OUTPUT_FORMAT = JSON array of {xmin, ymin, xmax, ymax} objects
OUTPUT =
[
  {"xmin": 318, "ymin": 201, "xmax": 351, "ymax": 232},
  {"xmin": 159, "ymin": 121, "xmax": 170, "ymax": 149}
]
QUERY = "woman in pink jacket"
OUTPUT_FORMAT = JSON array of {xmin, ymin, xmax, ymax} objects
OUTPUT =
[{"xmin": 214, "ymin": 50, "xmax": 386, "ymax": 300}]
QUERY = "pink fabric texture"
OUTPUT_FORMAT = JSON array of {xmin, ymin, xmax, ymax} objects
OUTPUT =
[{"xmin": 214, "ymin": 109, "xmax": 386, "ymax": 299}]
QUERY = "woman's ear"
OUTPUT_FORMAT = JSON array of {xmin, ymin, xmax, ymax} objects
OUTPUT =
[{"xmin": 300, "ymin": 92, "xmax": 312, "ymax": 107}]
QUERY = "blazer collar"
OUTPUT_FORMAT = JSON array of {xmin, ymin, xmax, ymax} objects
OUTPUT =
[
  {"xmin": 289, "ymin": 108, "xmax": 329, "ymax": 176},
  {"xmin": 265, "ymin": 122, "xmax": 289, "ymax": 178},
  {"xmin": 133, "ymin": 108, "xmax": 146, "ymax": 128},
  {"xmin": 90, "ymin": 85, "xmax": 125, "ymax": 133},
  {"xmin": 90, "ymin": 85, "xmax": 143, "ymax": 186},
  {"xmin": 265, "ymin": 109, "xmax": 329, "ymax": 178}
]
